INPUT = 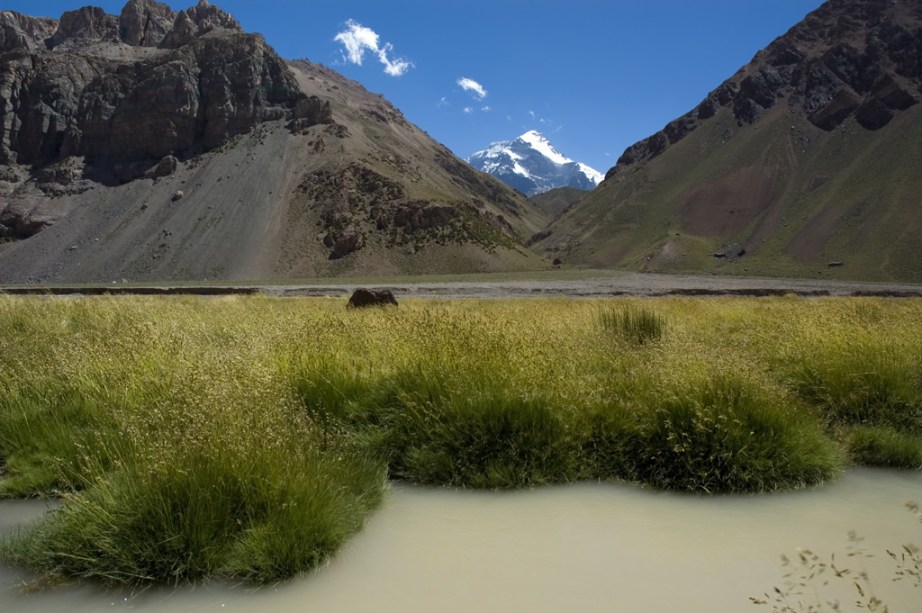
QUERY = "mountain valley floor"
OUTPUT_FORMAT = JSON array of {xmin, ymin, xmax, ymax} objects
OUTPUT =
[{"xmin": 3, "ymin": 271, "xmax": 921, "ymax": 299}]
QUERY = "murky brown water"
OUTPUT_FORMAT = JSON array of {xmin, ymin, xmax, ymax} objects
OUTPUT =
[{"xmin": 2, "ymin": 468, "xmax": 920, "ymax": 612}]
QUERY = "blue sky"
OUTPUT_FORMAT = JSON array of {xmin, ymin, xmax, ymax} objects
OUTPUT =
[{"xmin": 10, "ymin": 1, "xmax": 825, "ymax": 173}]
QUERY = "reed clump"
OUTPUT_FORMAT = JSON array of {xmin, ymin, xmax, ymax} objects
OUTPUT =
[
  {"xmin": 594, "ymin": 375, "xmax": 841, "ymax": 492},
  {"xmin": 599, "ymin": 304, "xmax": 666, "ymax": 344},
  {"xmin": 0, "ymin": 294, "xmax": 920, "ymax": 586}
]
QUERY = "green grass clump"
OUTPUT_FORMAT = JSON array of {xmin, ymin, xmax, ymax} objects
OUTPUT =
[
  {"xmin": 588, "ymin": 375, "xmax": 841, "ymax": 492},
  {"xmin": 3, "ymin": 436, "xmax": 384, "ymax": 584},
  {"xmin": 0, "ymin": 378, "xmax": 120, "ymax": 497},
  {"xmin": 783, "ymin": 326, "xmax": 922, "ymax": 466},
  {"xmin": 793, "ymin": 350, "xmax": 922, "ymax": 433},
  {"xmin": 847, "ymin": 426, "xmax": 922, "ymax": 469},
  {"xmin": 379, "ymin": 374, "xmax": 580, "ymax": 488},
  {"xmin": 600, "ymin": 304, "xmax": 666, "ymax": 344}
]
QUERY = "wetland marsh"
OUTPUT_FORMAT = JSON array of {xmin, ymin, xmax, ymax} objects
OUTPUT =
[{"xmin": 0, "ymin": 294, "xmax": 920, "ymax": 591}]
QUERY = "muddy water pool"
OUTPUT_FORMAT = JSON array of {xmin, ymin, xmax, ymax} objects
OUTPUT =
[{"xmin": 2, "ymin": 468, "xmax": 920, "ymax": 612}]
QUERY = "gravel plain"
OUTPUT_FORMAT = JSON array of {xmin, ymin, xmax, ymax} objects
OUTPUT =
[{"xmin": 3, "ymin": 272, "xmax": 921, "ymax": 299}]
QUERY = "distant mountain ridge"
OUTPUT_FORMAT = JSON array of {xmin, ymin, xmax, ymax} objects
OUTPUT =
[
  {"xmin": 534, "ymin": 0, "xmax": 922, "ymax": 282},
  {"xmin": 468, "ymin": 131, "xmax": 603, "ymax": 196}
]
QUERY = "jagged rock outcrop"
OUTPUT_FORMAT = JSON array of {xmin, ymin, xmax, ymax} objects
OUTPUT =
[
  {"xmin": 0, "ymin": 12, "xmax": 57, "ymax": 52},
  {"xmin": 0, "ymin": 1, "xmax": 334, "ymax": 238},
  {"xmin": 160, "ymin": 0, "xmax": 242, "ymax": 48},
  {"xmin": 119, "ymin": 0, "xmax": 175, "ymax": 47},
  {"xmin": 607, "ymin": 0, "xmax": 922, "ymax": 178},
  {"xmin": 1, "ymin": 0, "xmax": 305, "ymax": 169},
  {"xmin": 48, "ymin": 6, "xmax": 121, "ymax": 49}
]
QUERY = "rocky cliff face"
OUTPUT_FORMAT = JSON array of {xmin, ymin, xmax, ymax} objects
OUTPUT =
[
  {"xmin": 0, "ymin": 0, "xmax": 330, "ymax": 239},
  {"xmin": 0, "ymin": 12, "xmax": 57, "ymax": 52},
  {"xmin": 608, "ymin": 0, "xmax": 922, "ymax": 177},
  {"xmin": 119, "ymin": 0, "xmax": 177, "ymax": 47}
]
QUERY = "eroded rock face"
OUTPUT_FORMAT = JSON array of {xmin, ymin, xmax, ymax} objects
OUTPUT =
[
  {"xmin": 0, "ymin": 11, "xmax": 57, "ymax": 52},
  {"xmin": 0, "ymin": 0, "xmax": 328, "ymax": 240},
  {"xmin": 298, "ymin": 163, "xmax": 503, "ymax": 260},
  {"xmin": 48, "ymin": 6, "xmax": 121, "ymax": 49},
  {"xmin": 160, "ymin": 0, "xmax": 242, "ymax": 48},
  {"xmin": 607, "ymin": 0, "xmax": 922, "ymax": 176},
  {"xmin": 1, "ymin": 2, "xmax": 306, "ymax": 169},
  {"xmin": 119, "ymin": 0, "xmax": 176, "ymax": 47}
]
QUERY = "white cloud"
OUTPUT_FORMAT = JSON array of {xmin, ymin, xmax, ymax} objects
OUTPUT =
[
  {"xmin": 528, "ymin": 109, "xmax": 550, "ymax": 126},
  {"xmin": 457, "ymin": 77, "xmax": 487, "ymax": 100},
  {"xmin": 463, "ymin": 106, "xmax": 474, "ymax": 114},
  {"xmin": 334, "ymin": 20, "xmax": 413, "ymax": 77},
  {"xmin": 481, "ymin": 106, "xmax": 492, "ymax": 112},
  {"xmin": 437, "ymin": 96, "xmax": 449, "ymax": 108}
]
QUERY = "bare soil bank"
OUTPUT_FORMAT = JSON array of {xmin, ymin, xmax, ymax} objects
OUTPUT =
[{"xmin": 2, "ymin": 272, "xmax": 921, "ymax": 299}]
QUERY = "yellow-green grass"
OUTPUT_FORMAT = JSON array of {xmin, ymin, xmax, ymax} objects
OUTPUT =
[{"xmin": 0, "ymin": 295, "xmax": 920, "ymax": 585}]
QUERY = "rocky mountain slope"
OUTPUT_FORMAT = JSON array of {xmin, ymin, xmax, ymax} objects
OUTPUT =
[
  {"xmin": 535, "ymin": 0, "xmax": 922, "ymax": 282},
  {"xmin": 0, "ymin": 1, "xmax": 547, "ymax": 283},
  {"xmin": 468, "ymin": 131, "xmax": 603, "ymax": 196}
]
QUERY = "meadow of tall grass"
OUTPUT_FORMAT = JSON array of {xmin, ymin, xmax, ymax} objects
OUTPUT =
[{"xmin": 0, "ymin": 295, "xmax": 919, "ymax": 585}]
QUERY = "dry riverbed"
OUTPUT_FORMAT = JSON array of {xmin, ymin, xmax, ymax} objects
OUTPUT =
[{"xmin": 2, "ymin": 272, "xmax": 921, "ymax": 298}]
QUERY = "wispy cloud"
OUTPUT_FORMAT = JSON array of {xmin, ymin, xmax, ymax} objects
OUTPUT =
[
  {"xmin": 457, "ymin": 77, "xmax": 487, "ymax": 100},
  {"xmin": 463, "ymin": 106, "xmax": 474, "ymax": 114},
  {"xmin": 334, "ymin": 20, "xmax": 413, "ymax": 77}
]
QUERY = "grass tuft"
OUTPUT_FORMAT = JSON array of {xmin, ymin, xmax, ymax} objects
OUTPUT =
[
  {"xmin": 600, "ymin": 304, "xmax": 666, "ymax": 344},
  {"xmin": 380, "ymin": 375, "xmax": 581, "ymax": 488},
  {"xmin": 847, "ymin": 426, "xmax": 922, "ymax": 469},
  {"xmin": 589, "ymin": 375, "xmax": 841, "ymax": 492}
]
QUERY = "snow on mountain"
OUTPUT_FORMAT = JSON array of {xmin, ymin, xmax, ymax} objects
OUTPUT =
[
  {"xmin": 467, "ymin": 131, "xmax": 603, "ymax": 196},
  {"xmin": 576, "ymin": 163, "xmax": 605, "ymax": 185}
]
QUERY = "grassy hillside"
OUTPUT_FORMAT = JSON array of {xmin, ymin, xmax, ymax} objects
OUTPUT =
[
  {"xmin": 528, "ymin": 186, "xmax": 589, "ymax": 218},
  {"xmin": 537, "ymin": 104, "xmax": 922, "ymax": 281}
]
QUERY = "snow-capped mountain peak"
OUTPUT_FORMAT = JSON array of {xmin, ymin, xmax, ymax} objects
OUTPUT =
[
  {"xmin": 518, "ymin": 130, "xmax": 572, "ymax": 166},
  {"xmin": 467, "ymin": 131, "xmax": 602, "ymax": 196}
]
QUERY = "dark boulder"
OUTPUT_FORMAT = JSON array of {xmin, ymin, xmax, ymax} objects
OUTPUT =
[{"xmin": 347, "ymin": 288, "xmax": 398, "ymax": 308}]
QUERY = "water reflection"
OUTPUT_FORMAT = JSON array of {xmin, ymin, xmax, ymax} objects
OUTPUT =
[{"xmin": 2, "ymin": 468, "xmax": 920, "ymax": 612}]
